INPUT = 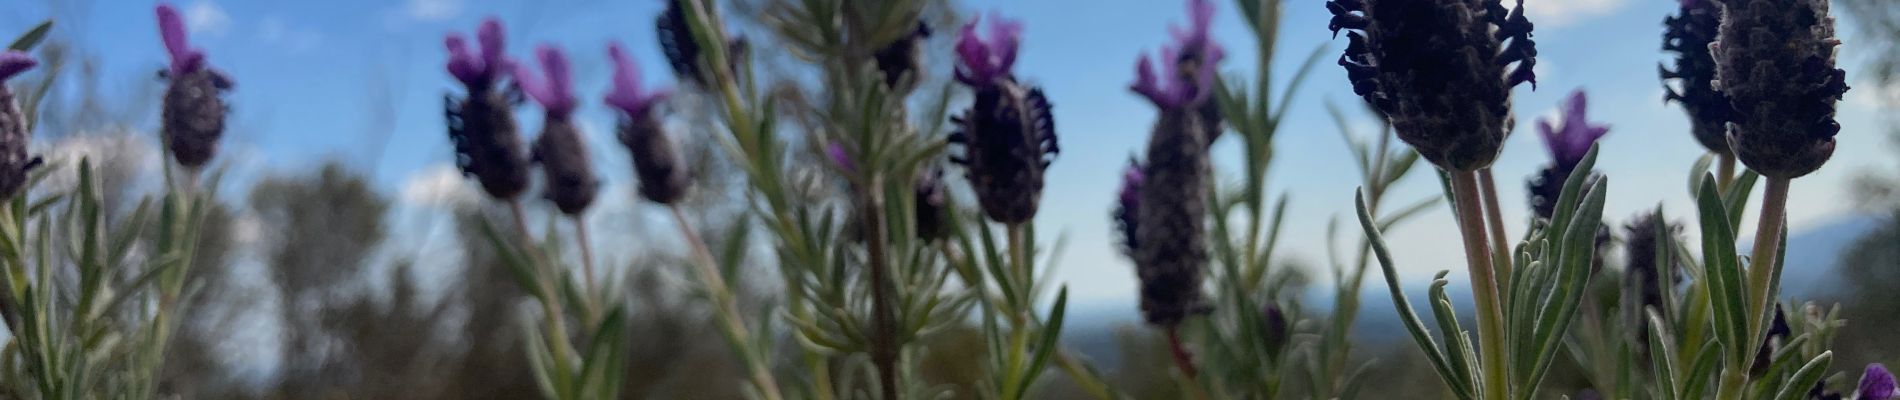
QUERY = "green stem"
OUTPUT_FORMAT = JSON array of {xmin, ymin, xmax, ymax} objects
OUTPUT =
[
  {"xmin": 1450, "ymin": 170, "xmax": 1509, "ymax": 400},
  {"xmin": 1716, "ymin": 153, "xmax": 1737, "ymax": 192},
  {"xmin": 861, "ymin": 179, "xmax": 901, "ymax": 400},
  {"xmin": 1723, "ymin": 177, "xmax": 1789, "ymax": 400},
  {"xmin": 1477, "ymin": 168, "xmax": 1513, "ymax": 290},
  {"xmin": 671, "ymin": 205, "xmax": 786, "ymax": 400}
]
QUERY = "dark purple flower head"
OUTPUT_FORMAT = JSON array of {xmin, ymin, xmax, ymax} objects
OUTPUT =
[
  {"xmin": 1713, "ymin": 0, "xmax": 1848, "ymax": 179},
  {"xmin": 1862, "ymin": 364, "xmax": 1897, "ymax": 400},
  {"xmin": 1328, "ymin": 0, "xmax": 1539, "ymax": 172},
  {"xmin": 0, "ymin": 51, "xmax": 36, "ymax": 83},
  {"xmin": 512, "ymin": 45, "xmax": 578, "ymax": 120},
  {"xmin": 156, "ymin": 4, "xmax": 208, "ymax": 78},
  {"xmin": 954, "ymin": 13, "xmax": 1023, "ymax": 88},
  {"xmin": 1661, "ymin": 0, "xmax": 1729, "ymax": 155},
  {"xmin": 445, "ymin": 18, "xmax": 508, "ymax": 90},
  {"xmin": 1132, "ymin": 0, "xmax": 1224, "ymax": 110},
  {"xmin": 1538, "ymin": 90, "xmax": 1610, "ymax": 170},
  {"xmin": 604, "ymin": 41, "xmax": 670, "ymax": 118}
]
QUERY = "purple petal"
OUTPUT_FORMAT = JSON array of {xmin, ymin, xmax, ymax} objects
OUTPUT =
[
  {"xmin": 478, "ymin": 18, "xmax": 506, "ymax": 78},
  {"xmin": 0, "ymin": 51, "xmax": 37, "ymax": 82},
  {"xmin": 827, "ymin": 142, "xmax": 855, "ymax": 172},
  {"xmin": 1862, "ymin": 364, "xmax": 1897, "ymax": 400},
  {"xmin": 445, "ymin": 34, "xmax": 483, "ymax": 85},
  {"xmin": 156, "ymin": 4, "xmax": 205, "ymax": 77},
  {"xmin": 539, "ymin": 46, "xmax": 575, "ymax": 113},
  {"xmin": 1130, "ymin": 54, "xmax": 1170, "ymax": 108},
  {"xmin": 954, "ymin": 18, "xmax": 994, "ymax": 85},
  {"xmin": 606, "ymin": 42, "xmax": 660, "ymax": 115},
  {"xmin": 988, "ymin": 13, "xmax": 1023, "ymax": 75}
]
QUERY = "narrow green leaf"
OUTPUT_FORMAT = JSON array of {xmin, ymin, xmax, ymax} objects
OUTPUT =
[
  {"xmin": 1647, "ymin": 310, "xmax": 1682, "ymax": 400},
  {"xmin": 1355, "ymin": 189, "xmax": 1474, "ymax": 400},
  {"xmin": 1015, "ymin": 286, "xmax": 1068, "ymax": 397},
  {"xmin": 1772, "ymin": 352, "xmax": 1831, "ymax": 400},
  {"xmin": 7, "ymin": 21, "xmax": 52, "ymax": 51}
]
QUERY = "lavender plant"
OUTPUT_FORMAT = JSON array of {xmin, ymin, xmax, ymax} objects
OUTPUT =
[{"xmin": 0, "ymin": 10, "xmax": 227, "ymax": 399}]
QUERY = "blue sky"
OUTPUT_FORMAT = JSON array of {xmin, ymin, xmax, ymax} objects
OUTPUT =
[{"xmin": 6, "ymin": 0, "xmax": 1895, "ymax": 311}]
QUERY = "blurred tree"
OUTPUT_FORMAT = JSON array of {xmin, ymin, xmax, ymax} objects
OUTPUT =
[{"xmin": 248, "ymin": 161, "xmax": 394, "ymax": 397}]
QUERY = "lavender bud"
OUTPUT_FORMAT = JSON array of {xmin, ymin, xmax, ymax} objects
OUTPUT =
[
  {"xmin": 656, "ymin": 0, "xmax": 746, "ymax": 87},
  {"xmin": 1128, "ymin": 0, "xmax": 1224, "ymax": 327},
  {"xmin": 1621, "ymin": 209, "xmax": 1681, "ymax": 357},
  {"xmin": 444, "ymin": 18, "xmax": 530, "ymax": 200},
  {"xmin": 606, "ymin": 42, "xmax": 689, "ymax": 205},
  {"xmin": 1661, "ymin": 0, "xmax": 1732, "ymax": 155},
  {"xmin": 0, "ymin": 51, "xmax": 41, "ymax": 198},
  {"xmin": 1861, "ymin": 364, "xmax": 1897, "ymax": 400},
  {"xmin": 517, "ymin": 46, "xmax": 598, "ymax": 215},
  {"xmin": 875, "ymin": 22, "xmax": 931, "ymax": 91},
  {"xmin": 157, "ymin": 4, "xmax": 232, "ymax": 170},
  {"xmin": 913, "ymin": 167, "xmax": 948, "ymax": 242},
  {"xmin": 1329, "ymin": 0, "xmax": 1538, "ymax": 172},
  {"xmin": 1260, "ymin": 303, "xmax": 1289, "ymax": 357},
  {"xmin": 1713, "ymin": 0, "xmax": 1849, "ymax": 179},
  {"xmin": 949, "ymin": 14, "xmax": 1057, "ymax": 224},
  {"xmin": 1749, "ymin": 304, "xmax": 1791, "ymax": 378},
  {"xmin": 1527, "ymin": 90, "xmax": 1608, "ymax": 219}
]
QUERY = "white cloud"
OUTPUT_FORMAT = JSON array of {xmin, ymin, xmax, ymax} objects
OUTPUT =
[
  {"xmin": 401, "ymin": 164, "xmax": 478, "ymax": 209},
  {"xmin": 1845, "ymin": 81, "xmax": 1899, "ymax": 111},
  {"xmin": 405, "ymin": 0, "xmax": 463, "ymax": 21},
  {"xmin": 1513, "ymin": 0, "xmax": 1629, "ymax": 27},
  {"xmin": 185, "ymin": 0, "xmax": 232, "ymax": 36}
]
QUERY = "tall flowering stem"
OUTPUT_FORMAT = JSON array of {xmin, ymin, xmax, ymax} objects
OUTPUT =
[{"xmin": 1703, "ymin": 0, "xmax": 1850, "ymax": 396}]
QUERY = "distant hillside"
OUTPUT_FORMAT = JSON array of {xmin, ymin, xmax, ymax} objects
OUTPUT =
[{"xmin": 1058, "ymin": 213, "xmax": 1888, "ymax": 371}]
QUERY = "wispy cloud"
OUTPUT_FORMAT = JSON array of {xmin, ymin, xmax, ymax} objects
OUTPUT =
[
  {"xmin": 405, "ymin": 0, "xmax": 463, "ymax": 22},
  {"xmin": 185, "ymin": 0, "xmax": 232, "ymax": 36},
  {"xmin": 401, "ymin": 164, "xmax": 478, "ymax": 209},
  {"xmin": 258, "ymin": 17, "xmax": 324, "ymax": 53},
  {"xmin": 1512, "ymin": 0, "xmax": 1630, "ymax": 28}
]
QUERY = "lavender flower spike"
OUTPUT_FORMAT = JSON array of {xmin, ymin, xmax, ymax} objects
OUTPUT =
[
  {"xmin": 953, "ymin": 14, "xmax": 1023, "ymax": 87},
  {"xmin": 949, "ymin": 11, "xmax": 1057, "ymax": 224},
  {"xmin": 607, "ymin": 43, "xmax": 690, "ymax": 205},
  {"xmin": 157, "ymin": 3, "xmax": 232, "ymax": 170},
  {"xmin": 1713, "ymin": 0, "xmax": 1849, "ymax": 179},
  {"xmin": 1862, "ymin": 364, "xmax": 1897, "ymax": 400},
  {"xmin": 513, "ymin": 45, "xmax": 579, "ymax": 120},
  {"xmin": 0, "ymin": 51, "xmax": 41, "ymax": 198},
  {"xmin": 445, "ymin": 18, "xmax": 508, "ymax": 89},
  {"xmin": 605, "ymin": 42, "xmax": 670, "ymax": 118}
]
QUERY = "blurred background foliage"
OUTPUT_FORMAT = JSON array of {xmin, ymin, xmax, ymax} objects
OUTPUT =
[{"xmin": 0, "ymin": 0, "xmax": 1894, "ymax": 399}]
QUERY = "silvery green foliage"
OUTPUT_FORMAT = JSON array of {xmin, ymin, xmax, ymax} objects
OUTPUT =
[{"xmin": 0, "ymin": 21, "xmax": 221, "ymax": 400}]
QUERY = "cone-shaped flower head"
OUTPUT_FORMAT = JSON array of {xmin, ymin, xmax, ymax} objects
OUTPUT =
[
  {"xmin": 875, "ymin": 22, "xmax": 932, "ymax": 90},
  {"xmin": 158, "ymin": 3, "xmax": 233, "ymax": 170},
  {"xmin": 1661, "ymin": 0, "xmax": 1731, "ymax": 155},
  {"xmin": 949, "ymin": 13, "xmax": 1057, "ymax": 224},
  {"xmin": 0, "ymin": 51, "xmax": 42, "ymax": 198},
  {"xmin": 1713, "ymin": 0, "xmax": 1849, "ymax": 179},
  {"xmin": 1620, "ymin": 209, "xmax": 1681, "ymax": 357},
  {"xmin": 443, "ymin": 18, "xmax": 529, "ymax": 201},
  {"xmin": 1129, "ymin": 0, "xmax": 1226, "ymax": 327},
  {"xmin": 1329, "ymin": 0, "xmax": 1539, "ymax": 172},
  {"xmin": 1112, "ymin": 160, "xmax": 1143, "ymax": 257},
  {"xmin": 605, "ymin": 42, "xmax": 689, "ymax": 205},
  {"xmin": 516, "ymin": 46, "xmax": 598, "ymax": 215},
  {"xmin": 1862, "ymin": 364, "xmax": 1897, "ymax": 400},
  {"xmin": 1528, "ymin": 90, "xmax": 1609, "ymax": 218}
]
